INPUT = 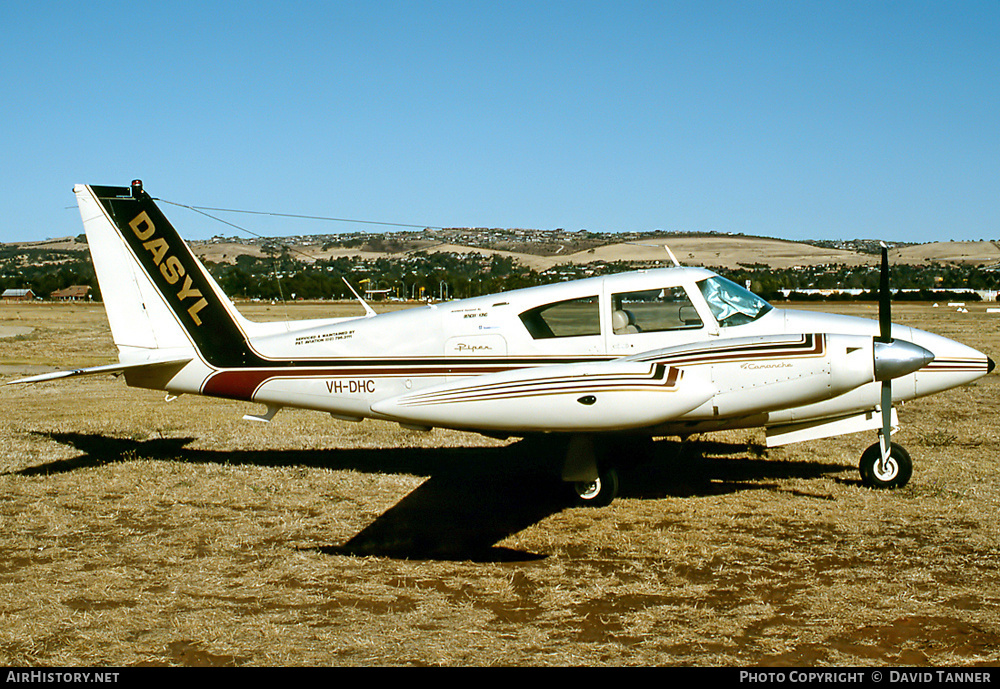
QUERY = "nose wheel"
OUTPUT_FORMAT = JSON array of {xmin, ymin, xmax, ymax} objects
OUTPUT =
[{"xmin": 859, "ymin": 441, "xmax": 912, "ymax": 489}]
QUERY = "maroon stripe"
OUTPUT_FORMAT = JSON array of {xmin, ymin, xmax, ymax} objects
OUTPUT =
[
  {"xmin": 653, "ymin": 334, "xmax": 824, "ymax": 366},
  {"xmin": 202, "ymin": 364, "xmax": 527, "ymax": 400}
]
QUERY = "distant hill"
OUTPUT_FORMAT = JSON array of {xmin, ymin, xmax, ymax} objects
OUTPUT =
[{"xmin": 8, "ymin": 232, "xmax": 1000, "ymax": 270}]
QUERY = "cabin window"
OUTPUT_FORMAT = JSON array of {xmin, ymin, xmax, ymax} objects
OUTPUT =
[
  {"xmin": 697, "ymin": 276, "xmax": 772, "ymax": 327},
  {"xmin": 519, "ymin": 296, "xmax": 601, "ymax": 339},
  {"xmin": 610, "ymin": 287, "xmax": 703, "ymax": 334}
]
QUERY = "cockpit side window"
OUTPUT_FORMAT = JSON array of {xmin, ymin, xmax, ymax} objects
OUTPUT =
[
  {"xmin": 610, "ymin": 287, "xmax": 703, "ymax": 335},
  {"xmin": 519, "ymin": 296, "xmax": 601, "ymax": 339},
  {"xmin": 697, "ymin": 276, "xmax": 773, "ymax": 327}
]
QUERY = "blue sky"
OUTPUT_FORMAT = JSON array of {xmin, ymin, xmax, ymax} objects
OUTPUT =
[{"xmin": 2, "ymin": 1, "xmax": 997, "ymax": 243}]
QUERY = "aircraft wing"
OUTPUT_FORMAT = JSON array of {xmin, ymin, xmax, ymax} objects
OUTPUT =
[
  {"xmin": 371, "ymin": 358, "xmax": 713, "ymax": 432},
  {"xmin": 6, "ymin": 355, "xmax": 193, "ymax": 385}
]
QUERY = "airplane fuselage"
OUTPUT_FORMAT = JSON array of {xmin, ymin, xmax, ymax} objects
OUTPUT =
[{"xmin": 132, "ymin": 266, "xmax": 987, "ymax": 442}]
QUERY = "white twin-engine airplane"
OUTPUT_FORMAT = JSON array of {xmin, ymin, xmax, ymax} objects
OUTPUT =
[{"xmin": 12, "ymin": 181, "xmax": 994, "ymax": 506}]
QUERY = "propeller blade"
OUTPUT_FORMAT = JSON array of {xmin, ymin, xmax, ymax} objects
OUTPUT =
[{"xmin": 878, "ymin": 242, "xmax": 891, "ymax": 343}]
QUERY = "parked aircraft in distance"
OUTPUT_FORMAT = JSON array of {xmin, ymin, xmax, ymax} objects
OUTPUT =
[{"xmin": 10, "ymin": 181, "xmax": 994, "ymax": 505}]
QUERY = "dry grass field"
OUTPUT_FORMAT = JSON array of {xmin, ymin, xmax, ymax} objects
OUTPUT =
[{"xmin": 1, "ymin": 299, "xmax": 998, "ymax": 667}]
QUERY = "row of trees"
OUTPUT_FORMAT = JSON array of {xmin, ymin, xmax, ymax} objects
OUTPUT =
[
  {"xmin": 208, "ymin": 253, "xmax": 1000, "ymax": 302},
  {"xmin": 3, "ymin": 243, "xmax": 998, "ymax": 302},
  {"xmin": 729, "ymin": 262, "xmax": 1000, "ymax": 295}
]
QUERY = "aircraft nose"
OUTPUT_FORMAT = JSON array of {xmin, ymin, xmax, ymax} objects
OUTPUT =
[
  {"xmin": 989, "ymin": 357, "xmax": 996, "ymax": 374},
  {"xmin": 874, "ymin": 339, "xmax": 935, "ymax": 381}
]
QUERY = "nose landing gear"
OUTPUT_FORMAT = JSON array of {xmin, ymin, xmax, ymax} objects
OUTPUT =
[{"xmin": 859, "ymin": 440, "xmax": 912, "ymax": 489}]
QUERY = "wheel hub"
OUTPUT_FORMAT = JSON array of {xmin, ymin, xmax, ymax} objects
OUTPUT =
[
  {"xmin": 575, "ymin": 478, "xmax": 602, "ymax": 500},
  {"xmin": 874, "ymin": 457, "xmax": 899, "ymax": 481}
]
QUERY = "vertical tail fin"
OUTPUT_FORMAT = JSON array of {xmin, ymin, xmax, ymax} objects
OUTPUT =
[{"xmin": 77, "ymin": 182, "xmax": 258, "ymax": 367}]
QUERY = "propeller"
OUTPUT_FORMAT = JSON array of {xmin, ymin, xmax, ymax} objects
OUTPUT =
[{"xmin": 870, "ymin": 243, "xmax": 934, "ymax": 469}]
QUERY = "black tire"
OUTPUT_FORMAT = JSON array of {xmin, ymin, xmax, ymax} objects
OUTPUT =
[
  {"xmin": 570, "ymin": 466, "xmax": 620, "ymax": 507},
  {"xmin": 859, "ymin": 442, "xmax": 912, "ymax": 489}
]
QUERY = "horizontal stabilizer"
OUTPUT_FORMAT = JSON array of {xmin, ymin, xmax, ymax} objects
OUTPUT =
[{"xmin": 6, "ymin": 356, "xmax": 192, "ymax": 385}]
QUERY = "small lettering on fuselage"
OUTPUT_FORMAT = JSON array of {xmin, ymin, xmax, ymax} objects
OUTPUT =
[
  {"xmin": 294, "ymin": 330, "xmax": 355, "ymax": 346},
  {"xmin": 128, "ymin": 211, "xmax": 209, "ymax": 326},
  {"xmin": 454, "ymin": 343, "xmax": 493, "ymax": 352},
  {"xmin": 326, "ymin": 379, "xmax": 376, "ymax": 394}
]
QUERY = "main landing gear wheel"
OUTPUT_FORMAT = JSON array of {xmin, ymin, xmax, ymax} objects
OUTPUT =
[
  {"xmin": 570, "ymin": 467, "xmax": 620, "ymax": 508},
  {"xmin": 859, "ymin": 441, "xmax": 912, "ymax": 490}
]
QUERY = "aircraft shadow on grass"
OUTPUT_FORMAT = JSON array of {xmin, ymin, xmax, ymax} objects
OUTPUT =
[{"xmin": 17, "ymin": 432, "xmax": 851, "ymax": 562}]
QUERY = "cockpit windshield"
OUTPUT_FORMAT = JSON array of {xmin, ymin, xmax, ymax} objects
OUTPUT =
[{"xmin": 697, "ymin": 276, "xmax": 773, "ymax": 327}]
